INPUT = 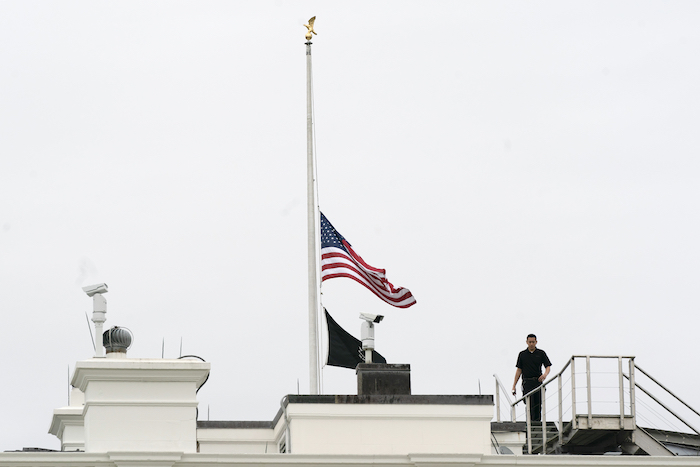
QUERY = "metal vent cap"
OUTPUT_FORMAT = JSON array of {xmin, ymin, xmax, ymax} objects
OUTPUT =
[{"xmin": 103, "ymin": 326, "xmax": 133, "ymax": 354}]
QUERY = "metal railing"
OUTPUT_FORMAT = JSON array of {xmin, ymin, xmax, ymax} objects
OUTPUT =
[
  {"xmin": 495, "ymin": 355, "xmax": 636, "ymax": 455},
  {"xmin": 495, "ymin": 355, "xmax": 700, "ymax": 455},
  {"xmin": 624, "ymin": 365, "xmax": 700, "ymax": 436},
  {"xmin": 493, "ymin": 374, "xmax": 515, "ymax": 422}
]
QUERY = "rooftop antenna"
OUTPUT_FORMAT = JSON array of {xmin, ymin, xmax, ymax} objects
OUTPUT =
[
  {"xmin": 82, "ymin": 283, "xmax": 108, "ymax": 358},
  {"xmin": 179, "ymin": 337, "xmax": 183, "ymax": 358},
  {"xmin": 359, "ymin": 313, "xmax": 384, "ymax": 363},
  {"xmin": 162, "ymin": 338, "xmax": 165, "ymax": 358},
  {"xmin": 84, "ymin": 312, "xmax": 96, "ymax": 352}
]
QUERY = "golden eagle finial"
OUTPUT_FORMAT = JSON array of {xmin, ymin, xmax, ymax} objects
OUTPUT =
[{"xmin": 304, "ymin": 16, "xmax": 317, "ymax": 41}]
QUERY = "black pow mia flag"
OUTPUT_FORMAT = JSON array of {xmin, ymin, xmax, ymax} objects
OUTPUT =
[{"xmin": 325, "ymin": 309, "xmax": 386, "ymax": 369}]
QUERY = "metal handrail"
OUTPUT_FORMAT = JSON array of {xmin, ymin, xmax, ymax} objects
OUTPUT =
[
  {"xmin": 279, "ymin": 395, "xmax": 291, "ymax": 453},
  {"xmin": 635, "ymin": 365, "xmax": 700, "ymax": 419},
  {"xmin": 501, "ymin": 355, "xmax": 639, "ymax": 455},
  {"xmin": 511, "ymin": 356, "xmax": 573, "ymax": 454},
  {"xmin": 512, "ymin": 357, "xmax": 572, "ymax": 406},
  {"xmin": 513, "ymin": 379, "xmax": 546, "ymax": 406},
  {"xmin": 498, "ymin": 355, "xmax": 700, "ymax": 456},
  {"xmin": 493, "ymin": 374, "xmax": 514, "ymax": 422},
  {"xmin": 571, "ymin": 355, "xmax": 636, "ymax": 359},
  {"xmin": 623, "ymin": 367, "xmax": 700, "ymax": 436}
]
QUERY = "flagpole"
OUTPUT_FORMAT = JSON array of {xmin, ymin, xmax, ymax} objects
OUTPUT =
[{"xmin": 305, "ymin": 18, "xmax": 320, "ymax": 395}]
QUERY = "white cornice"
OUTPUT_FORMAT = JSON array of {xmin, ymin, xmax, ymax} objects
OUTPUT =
[
  {"xmin": 72, "ymin": 359, "xmax": 210, "ymax": 391},
  {"xmin": 85, "ymin": 401, "xmax": 199, "ymax": 408},
  {"xmin": 49, "ymin": 407, "xmax": 85, "ymax": 438}
]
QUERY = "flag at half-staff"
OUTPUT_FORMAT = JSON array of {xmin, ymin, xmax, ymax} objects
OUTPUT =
[{"xmin": 320, "ymin": 212, "xmax": 416, "ymax": 308}]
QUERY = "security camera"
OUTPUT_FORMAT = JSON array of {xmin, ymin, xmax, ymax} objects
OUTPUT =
[
  {"xmin": 82, "ymin": 283, "xmax": 108, "ymax": 297},
  {"xmin": 359, "ymin": 313, "xmax": 384, "ymax": 323}
]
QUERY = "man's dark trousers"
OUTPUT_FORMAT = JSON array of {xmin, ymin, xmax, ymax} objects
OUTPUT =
[{"xmin": 522, "ymin": 378, "xmax": 542, "ymax": 422}]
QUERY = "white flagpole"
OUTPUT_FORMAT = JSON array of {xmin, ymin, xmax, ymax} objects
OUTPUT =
[{"xmin": 305, "ymin": 18, "xmax": 319, "ymax": 395}]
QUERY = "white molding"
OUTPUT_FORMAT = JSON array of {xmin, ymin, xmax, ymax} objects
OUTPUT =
[
  {"xmin": 85, "ymin": 401, "xmax": 199, "ymax": 408},
  {"xmin": 4, "ymin": 452, "xmax": 700, "ymax": 467},
  {"xmin": 49, "ymin": 407, "xmax": 85, "ymax": 438},
  {"xmin": 286, "ymin": 413, "xmax": 492, "ymax": 421},
  {"xmin": 72, "ymin": 359, "xmax": 210, "ymax": 392}
]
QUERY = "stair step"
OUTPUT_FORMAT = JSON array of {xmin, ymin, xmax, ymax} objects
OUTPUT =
[{"xmin": 527, "ymin": 425, "xmax": 562, "ymax": 454}]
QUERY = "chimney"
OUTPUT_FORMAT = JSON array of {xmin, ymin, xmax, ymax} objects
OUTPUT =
[{"xmin": 356, "ymin": 363, "xmax": 411, "ymax": 395}]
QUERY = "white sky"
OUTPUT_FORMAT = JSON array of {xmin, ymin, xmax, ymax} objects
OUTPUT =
[{"xmin": 1, "ymin": 1, "xmax": 699, "ymax": 451}]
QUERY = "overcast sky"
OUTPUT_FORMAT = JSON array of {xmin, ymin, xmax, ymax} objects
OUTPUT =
[{"xmin": 1, "ymin": 1, "xmax": 699, "ymax": 451}]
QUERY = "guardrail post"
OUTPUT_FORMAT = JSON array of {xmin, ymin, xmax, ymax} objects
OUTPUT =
[
  {"xmin": 586, "ymin": 356, "xmax": 592, "ymax": 428},
  {"xmin": 629, "ymin": 359, "xmax": 636, "ymax": 423},
  {"xmin": 558, "ymin": 374, "xmax": 563, "ymax": 446},
  {"xmin": 618, "ymin": 356, "xmax": 624, "ymax": 429},
  {"xmin": 526, "ymin": 395, "xmax": 532, "ymax": 454},
  {"xmin": 571, "ymin": 357, "xmax": 577, "ymax": 430},
  {"xmin": 495, "ymin": 377, "xmax": 501, "ymax": 423},
  {"xmin": 542, "ymin": 385, "xmax": 547, "ymax": 455}
]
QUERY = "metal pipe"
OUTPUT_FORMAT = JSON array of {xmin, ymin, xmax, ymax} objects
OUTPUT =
[
  {"xmin": 549, "ymin": 357, "xmax": 573, "ymax": 379},
  {"xmin": 623, "ymin": 374, "xmax": 700, "ymax": 436},
  {"xmin": 635, "ymin": 364, "xmax": 700, "ymax": 419},
  {"xmin": 618, "ymin": 357, "xmax": 625, "ymax": 429},
  {"xmin": 571, "ymin": 355, "xmax": 636, "ymax": 359},
  {"xmin": 571, "ymin": 357, "xmax": 577, "ymax": 430},
  {"xmin": 280, "ymin": 396, "xmax": 291, "ymax": 453},
  {"xmin": 541, "ymin": 385, "xmax": 547, "ymax": 455},
  {"xmin": 629, "ymin": 359, "xmax": 636, "ymax": 421},
  {"xmin": 586, "ymin": 356, "xmax": 592, "ymax": 427},
  {"xmin": 493, "ymin": 374, "xmax": 518, "ymax": 422},
  {"xmin": 510, "ymin": 358, "xmax": 572, "ymax": 408},
  {"xmin": 558, "ymin": 374, "xmax": 563, "ymax": 446},
  {"xmin": 495, "ymin": 377, "xmax": 501, "ymax": 423},
  {"xmin": 515, "ymin": 384, "xmax": 546, "ymax": 405},
  {"xmin": 526, "ymin": 395, "xmax": 532, "ymax": 454},
  {"xmin": 494, "ymin": 374, "xmax": 515, "ymax": 406}
]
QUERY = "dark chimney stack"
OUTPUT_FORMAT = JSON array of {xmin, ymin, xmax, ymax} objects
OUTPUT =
[{"xmin": 356, "ymin": 363, "xmax": 411, "ymax": 395}]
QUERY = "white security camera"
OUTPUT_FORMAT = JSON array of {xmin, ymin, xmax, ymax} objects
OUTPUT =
[
  {"xmin": 359, "ymin": 313, "xmax": 384, "ymax": 323},
  {"xmin": 359, "ymin": 313, "xmax": 384, "ymax": 359},
  {"xmin": 82, "ymin": 283, "xmax": 108, "ymax": 297}
]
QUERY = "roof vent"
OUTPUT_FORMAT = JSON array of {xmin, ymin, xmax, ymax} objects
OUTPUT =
[{"xmin": 103, "ymin": 326, "xmax": 133, "ymax": 357}]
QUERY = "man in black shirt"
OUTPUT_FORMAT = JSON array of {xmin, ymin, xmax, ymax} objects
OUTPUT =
[{"xmin": 512, "ymin": 334, "xmax": 551, "ymax": 422}]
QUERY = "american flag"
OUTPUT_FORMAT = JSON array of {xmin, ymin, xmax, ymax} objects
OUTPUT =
[{"xmin": 320, "ymin": 212, "xmax": 416, "ymax": 308}]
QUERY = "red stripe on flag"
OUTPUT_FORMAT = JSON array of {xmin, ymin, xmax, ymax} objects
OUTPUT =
[
  {"xmin": 323, "ymin": 272, "xmax": 416, "ymax": 308},
  {"xmin": 342, "ymin": 240, "xmax": 385, "ymax": 276},
  {"xmin": 322, "ymin": 248, "xmax": 415, "ymax": 306},
  {"xmin": 322, "ymin": 259, "xmax": 410, "ymax": 302},
  {"xmin": 322, "ymin": 262, "xmax": 413, "ymax": 305}
]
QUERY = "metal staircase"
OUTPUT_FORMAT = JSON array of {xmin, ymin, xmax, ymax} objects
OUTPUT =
[
  {"xmin": 527, "ymin": 421, "xmax": 559, "ymax": 454},
  {"xmin": 493, "ymin": 356, "xmax": 700, "ymax": 456}
]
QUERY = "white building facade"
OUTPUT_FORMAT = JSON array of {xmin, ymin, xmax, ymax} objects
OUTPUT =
[{"xmin": 1, "ymin": 355, "xmax": 699, "ymax": 467}]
